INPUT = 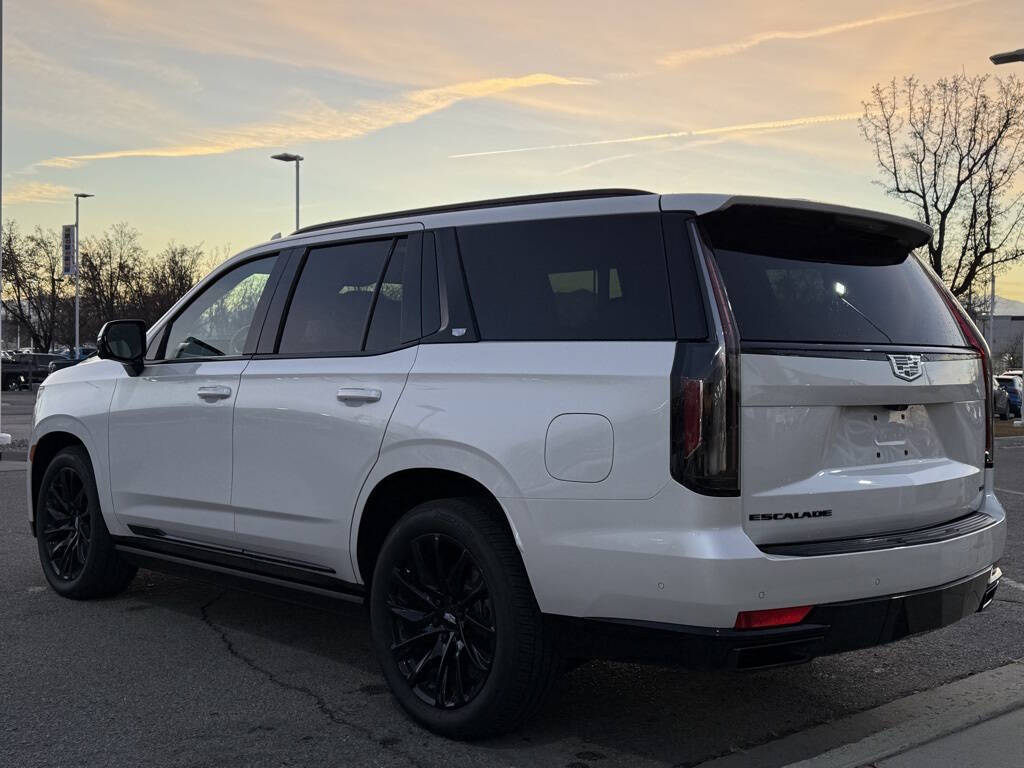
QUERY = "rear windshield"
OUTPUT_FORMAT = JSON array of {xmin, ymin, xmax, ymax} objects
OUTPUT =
[
  {"xmin": 457, "ymin": 214, "xmax": 696, "ymax": 341},
  {"xmin": 703, "ymin": 212, "xmax": 964, "ymax": 347}
]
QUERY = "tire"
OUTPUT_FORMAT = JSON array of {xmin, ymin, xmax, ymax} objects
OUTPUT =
[
  {"xmin": 4, "ymin": 377, "xmax": 20, "ymax": 392},
  {"xmin": 36, "ymin": 446, "xmax": 137, "ymax": 599},
  {"xmin": 369, "ymin": 498, "xmax": 559, "ymax": 739}
]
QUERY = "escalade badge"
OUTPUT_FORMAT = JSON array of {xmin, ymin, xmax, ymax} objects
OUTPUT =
[{"xmin": 888, "ymin": 354, "xmax": 922, "ymax": 382}]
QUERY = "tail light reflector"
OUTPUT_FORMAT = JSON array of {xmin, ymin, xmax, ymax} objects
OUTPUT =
[{"xmin": 735, "ymin": 605, "xmax": 813, "ymax": 630}]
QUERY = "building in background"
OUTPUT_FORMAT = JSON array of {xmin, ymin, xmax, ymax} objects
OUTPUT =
[{"xmin": 990, "ymin": 297, "xmax": 1024, "ymax": 372}]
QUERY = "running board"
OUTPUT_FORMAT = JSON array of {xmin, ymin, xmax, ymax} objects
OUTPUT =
[{"xmin": 113, "ymin": 536, "xmax": 365, "ymax": 604}]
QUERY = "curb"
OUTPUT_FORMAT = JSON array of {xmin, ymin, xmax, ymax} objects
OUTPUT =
[{"xmin": 699, "ymin": 660, "xmax": 1024, "ymax": 768}]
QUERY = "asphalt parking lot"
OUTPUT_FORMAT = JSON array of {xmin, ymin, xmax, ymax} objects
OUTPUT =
[{"xmin": 1, "ymin": 395, "xmax": 1022, "ymax": 767}]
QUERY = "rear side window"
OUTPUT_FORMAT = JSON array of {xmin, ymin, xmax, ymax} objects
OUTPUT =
[
  {"xmin": 278, "ymin": 239, "xmax": 393, "ymax": 355},
  {"xmin": 457, "ymin": 215, "xmax": 677, "ymax": 341}
]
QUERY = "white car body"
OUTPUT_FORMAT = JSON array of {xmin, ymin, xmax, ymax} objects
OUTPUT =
[{"xmin": 29, "ymin": 190, "xmax": 1005, "ymax": 656}]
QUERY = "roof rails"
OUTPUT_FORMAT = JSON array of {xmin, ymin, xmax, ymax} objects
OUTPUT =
[{"xmin": 293, "ymin": 188, "xmax": 655, "ymax": 235}]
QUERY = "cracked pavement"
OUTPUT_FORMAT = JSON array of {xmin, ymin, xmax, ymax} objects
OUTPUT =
[{"xmin": 1, "ymin": 442, "xmax": 1022, "ymax": 767}]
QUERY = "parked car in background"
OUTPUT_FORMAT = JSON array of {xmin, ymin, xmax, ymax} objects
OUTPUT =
[
  {"xmin": 28, "ymin": 190, "xmax": 1005, "ymax": 739},
  {"xmin": 14, "ymin": 353, "xmax": 68, "ymax": 385},
  {"xmin": 48, "ymin": 352, "xmax": 97, "ymax": 376},
  {"xmin": 996, "ymin": 374, "xmax": 1023, "ymax": 417},
  {"xmin": 993, "ymin": 377, "xmax": 1010, "ymax": 420},
  {"xmin": 1, "ymin": 350, "xmax": 31, "ymax": 391}
]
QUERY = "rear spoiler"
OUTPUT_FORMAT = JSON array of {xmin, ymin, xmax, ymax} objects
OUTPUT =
[{"xmin": 660, "ymin": 194, "xmax": 932, "ymax": 252}]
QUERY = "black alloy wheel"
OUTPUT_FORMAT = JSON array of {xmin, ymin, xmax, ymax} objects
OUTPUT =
[
  {"xmin": 42, "ymin": 466, "xmax": 92, "ymax": 581},
  {"xmin": 386, "ymin": 533, "xmax": 496, "ymax": 709},
  {"xmin": 370, "ymin": 498, "xmax": 560, "ymax": 739},
  {"xmin": 36, "ymin": 446, "xmax": 137, "ymax": 599}
]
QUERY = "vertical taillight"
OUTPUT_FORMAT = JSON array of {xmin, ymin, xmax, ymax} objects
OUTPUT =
[
  {"xmin": 922, "ymin": 265, "xmax": 994, "ymax": 468},
  {"xmin": 670, "ymin": 223, "xmax": 740, "ymax": 495}
]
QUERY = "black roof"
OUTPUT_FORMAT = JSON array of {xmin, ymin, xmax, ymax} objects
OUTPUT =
[{"xmin": 293, "ymin": 188, "xmax": 654, "ymax": 235}]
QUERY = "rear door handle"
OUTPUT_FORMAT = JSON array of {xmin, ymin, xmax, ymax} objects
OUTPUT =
[
  {"xmin": 337, "ymin": 387, "xmax": 382, "ymax": 404},
  {"xmin": 197, "ymin": 385, "xmax": 233, "ymax": 401}
]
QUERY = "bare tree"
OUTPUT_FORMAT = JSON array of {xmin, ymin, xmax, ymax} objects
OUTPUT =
[
  {"xmin": 995, "ymin": 332, "xmax": 1024, "ymax": 371},
  {"xmin": 860, "ymin": 74, "xmax": 1024, "ymax": 301},
  {"xmin": 142, "ymin": 242, "xmax": 205, "ymax": 326},
  {"xmin": 1, "ymin": 220, "xmax": 68, "ymax": 351},
  {"xmin": 78, "ymin": 222, "xmax": 147, "ymax": 341}
]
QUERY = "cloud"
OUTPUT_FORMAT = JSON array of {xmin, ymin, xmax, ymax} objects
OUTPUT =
[
  {"xmin": 450, "ymin": 112, "xmax": 860, "ymax": 159},
  {"xmin": 3, "ymin": 37, "xmax": 190, "ymax": 141},
  {"xmin": 656, "ymin": 0, "xmax": 988, "ymax": 69},
  {"xmin": 553, "ymin": 136, "xmax": 741, "ymax": 176},
  {"xmin": 1, "ymin": 181, "xmax": 74, "ymax": 205},
  {"xmin": 38, "ymin": 73, "xmax": 590, "ymax": 168}
]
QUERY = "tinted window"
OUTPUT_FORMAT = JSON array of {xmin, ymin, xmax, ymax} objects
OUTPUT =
[
  {"xmin": 457, "ymin": 215, "xmax": 675, "ymax": 340},
  {"xmin": 278, "ymin": 239, "xmax": 392, "ymax": 355},
  {"xmin": 365, "ymin": 238, "xmax": 418, "ymax": 351},
  {"xmin": 714, "ymin": 250, "xmax": 964, "ymax": 346},
  {"xmin": 162, "ymin": 255, "xmax": 276, "ymax": 359}
]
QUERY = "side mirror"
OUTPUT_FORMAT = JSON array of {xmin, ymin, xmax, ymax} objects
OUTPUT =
[{"xmin": 97, "ymin": 320, "xmax": 147, "ymax": 376}]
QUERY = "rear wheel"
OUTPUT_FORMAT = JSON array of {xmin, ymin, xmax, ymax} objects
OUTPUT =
[
  {"xmin": 369, "ymin": 498, "xmax": 559, "ymax": 739},
  {"xmin": 36, "ymin": 446, "xmax": 136, "ymax": 599}
]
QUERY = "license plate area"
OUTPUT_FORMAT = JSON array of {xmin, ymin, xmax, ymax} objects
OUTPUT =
[{"xmin": 829, "ymin": 404, "xmax": 943, "ymax": 465}]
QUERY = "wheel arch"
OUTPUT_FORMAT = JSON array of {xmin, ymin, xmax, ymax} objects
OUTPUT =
[
  {"xmin": 30, "ymin": 429, "xmax": 90, "ymax": 534},
  {"xmin": 351, "ymin": 444, "xmax": 530, "ymax": 588}
]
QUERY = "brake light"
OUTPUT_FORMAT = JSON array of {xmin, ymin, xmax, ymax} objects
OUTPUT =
[
  {"xmin": 735, "ymin": 605, "xmax": 812, "ymax": 630},
  {"xmin": 921, "ymin": 265, "xmax": 993, "ymax": 468},
  {"xmin": 670, "ymin": 222, "xmax": 740, "ymax": 495}
]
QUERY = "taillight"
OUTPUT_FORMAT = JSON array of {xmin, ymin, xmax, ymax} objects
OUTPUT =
[
  {"xmin": 670, "ymin": 222, "xmax": 740, "ymax": 495},
  {"xmin": 921, "ymin": 264, "xmax": 993, "ymax": 468}
]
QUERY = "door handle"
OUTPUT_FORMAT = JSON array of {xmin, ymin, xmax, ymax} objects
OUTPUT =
[
  {"xmin": 197, "ymin": 385, "xmax": 233, "ymax": 401},
  {"xmin": 337, "ymin": 387, "xmax": 382, "ymax": 404}
]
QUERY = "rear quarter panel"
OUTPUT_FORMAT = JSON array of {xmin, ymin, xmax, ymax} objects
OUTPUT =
[{"xmin": 351, "ymin": 340, "xmax": 676, "ymax": 580}]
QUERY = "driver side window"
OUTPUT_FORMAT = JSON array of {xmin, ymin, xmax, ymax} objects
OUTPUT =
[{"xmin": 160, "ymin": 255, "xmax": 277, "ymax": 360}]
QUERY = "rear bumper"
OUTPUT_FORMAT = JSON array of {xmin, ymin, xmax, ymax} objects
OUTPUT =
[
  {"xmin": 510, "ymin": 481, "xmax": 1006, "ymax": 627},
  {"xmin": 550, "ymin": 566, "xmax": 1001, "ymax": 669}
]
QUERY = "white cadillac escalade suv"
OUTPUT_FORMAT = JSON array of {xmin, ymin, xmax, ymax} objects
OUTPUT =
[{"xmin": 28, "ymin": 190, "xmax": 1005, "ymax": 738}]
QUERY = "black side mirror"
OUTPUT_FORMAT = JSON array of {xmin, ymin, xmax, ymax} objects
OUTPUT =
[{"xmin": 97, "ymin": 320, "xmax": 147, "ymax": 375}]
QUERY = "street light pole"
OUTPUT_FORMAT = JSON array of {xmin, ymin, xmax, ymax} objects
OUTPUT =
[
  {"xmin": 74, "ymin": 193, "xmax": 94, "ymax": 359},
  {"xmin": 271, "ymin": 153, "xmax": 304, "ymax": 230},
  {"xmin": 989, "ymin": 47, "xmax": 1022, "ymax": 368}
]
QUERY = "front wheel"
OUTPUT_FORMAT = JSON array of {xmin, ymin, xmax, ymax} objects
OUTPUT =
[
  {"xmin": 369, "ymin": 498, "xmax": 559, "ymax": 739},
  {"xmin": 36, "ymin": 446, "xmax": 137, "ymax": 599}
]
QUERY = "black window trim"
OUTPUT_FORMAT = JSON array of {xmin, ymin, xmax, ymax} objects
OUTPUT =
[
  {"xmin": 144, "ymin": 249, "xmax": 286, "ymax": 366},
  {"xmin": 664, "ymin": 212, "xmax": 712, "ymax": 343},
  {"xmin": 252, "ymin": 231, "xmax": 427, "ymax": 361}
]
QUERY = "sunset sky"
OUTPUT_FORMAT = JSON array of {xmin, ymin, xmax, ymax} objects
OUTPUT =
[{"xmin": 2, "ymin": 1, "xmax": 1023, "ymax": 295}]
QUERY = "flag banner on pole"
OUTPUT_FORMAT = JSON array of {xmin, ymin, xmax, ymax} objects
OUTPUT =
[{"xmin": 62, "ymin": 224, "xmax": 77, "ymax": 276}]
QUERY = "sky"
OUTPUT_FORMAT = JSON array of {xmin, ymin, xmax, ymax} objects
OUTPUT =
[{"xmin": 2, "ymin": 0, "xmax": 1023, "ymax": 295}]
